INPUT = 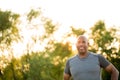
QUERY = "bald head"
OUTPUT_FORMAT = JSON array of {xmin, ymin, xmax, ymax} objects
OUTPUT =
[
  {"xmin": 76, "ymin": 35, "xmax": 89, "ymax": 54},
  {"xmin": 77, "ymin": 35, "xmax": 88, "ymax": 43}
]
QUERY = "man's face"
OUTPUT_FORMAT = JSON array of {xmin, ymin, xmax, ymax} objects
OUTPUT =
[{"xmin": 76, "ymin": 36, "xmax": 88, "ymax": 54}]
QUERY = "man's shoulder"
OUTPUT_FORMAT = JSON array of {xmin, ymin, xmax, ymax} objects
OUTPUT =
[
  {"xmin": 89, "ymin": 52, "xmax": 107, "ymax": 62},
  {"xmin": 89, "ymin": 51, "xmax": 100, "ymax": 57},
  {"xmin": 68, "ymin": 55, "xmax": 78, "ymax": 61}
]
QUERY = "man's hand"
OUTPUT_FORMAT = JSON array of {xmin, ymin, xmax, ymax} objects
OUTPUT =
[{"xmin": 63, "ymin": 73, "xmax": 71, "ymax": 80}]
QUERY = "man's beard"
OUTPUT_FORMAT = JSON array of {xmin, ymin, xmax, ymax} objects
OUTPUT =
[
  {"xmin": 78, "ymin": 49, "xmax": 87, "ymax": 54},
  {"xmin": 79, "ymin": 51, "xmax": 86, "ymax": 54}
]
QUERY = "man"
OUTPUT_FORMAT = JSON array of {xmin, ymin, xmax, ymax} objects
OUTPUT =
[{"xmin": 63, "ymin": 35, "xmax": 119, "ymax": 80}]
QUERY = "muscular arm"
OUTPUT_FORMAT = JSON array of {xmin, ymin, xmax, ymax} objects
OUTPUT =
[
  {"xmin": 63, "ymin": 73, "xmax": 71, "ymax": 80},
  {"xmin": 64, "ymin": 59, "xmax": 71, "ymax": 80},
  {"xmin": 105, "ymin": 64, "xmax": 119, "ymax": 80},
  {"xmin": 98, "ymin": 54, "xmax": 119, "ymax": 80}
]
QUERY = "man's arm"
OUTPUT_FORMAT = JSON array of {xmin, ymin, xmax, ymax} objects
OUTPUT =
[
  {"xmin": 64, "ymin": 59, "xmax": 71, "ymax": 80},
  {"xmin": 105, "ymin": 64, "xmax": 119, "ymax": 80},
  {"xmin": 63, "ymin": 73, "xmax": 71, "ymax": 80}
]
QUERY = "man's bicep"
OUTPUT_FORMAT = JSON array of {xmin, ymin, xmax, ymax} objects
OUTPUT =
[
  {"xmin": 105, "ymin": 64, "xmax": 118, "ymax": 73},
  {"xmin": 98, "ymin": 54, "xmax": 110, "ymax": 68},
  {"xmin": 64, "ymin": 59, "xmax": 71, "ymax": 80},
  {"xmin": 64, "ymin": 60, "xmax": 71, "ymax": 76}
]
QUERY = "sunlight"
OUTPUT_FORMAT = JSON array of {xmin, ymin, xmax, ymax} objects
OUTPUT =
[
  {"xmin": 12, "ymin": 42, "xmax": 26, "ymax": 58},
  {"xmin": 67, "ymin": 36, "xmax": 77, "ymax": 50},
  {"xmin": 0, "ymin": 0, "xmax": 120, "ymax": 58}
]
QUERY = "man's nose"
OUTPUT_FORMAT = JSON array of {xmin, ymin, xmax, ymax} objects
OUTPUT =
[{"xmin": 78, "ymin": 43, "xmax": 84, "ymax": 46}]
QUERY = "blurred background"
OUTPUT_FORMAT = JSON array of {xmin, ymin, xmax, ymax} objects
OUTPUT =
[{"xmin": 0, "ymin": 0, "xmax": 120, "ymax": 80}]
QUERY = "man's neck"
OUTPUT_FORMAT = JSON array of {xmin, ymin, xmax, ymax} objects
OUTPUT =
[{"xmin": 78, "ymin": 52, "xmax": 89, "ymax": 58}]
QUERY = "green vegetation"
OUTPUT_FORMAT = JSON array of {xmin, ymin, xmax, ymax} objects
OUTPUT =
[{"xmin": 0, "ymin": 9, "xmax": 120, "ymax": 80}]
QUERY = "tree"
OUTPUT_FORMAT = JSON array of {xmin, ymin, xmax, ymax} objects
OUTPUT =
[
  {"xmin": 89, "ymin": 20, "xmax": 120, "ymax": 80},
  {"xmin": 0, "ymin": 10, "xmax": 20, "ymax": 80},
  {"xmin": 1, "ymin": 7, "xmax": 119, "ymax": 80},
  {"xmin": 2, "ymin": 58, "xmax": 23, "ymax": 80},
  {"xmin": 0, "ymin": 10, "xmax": 20, "ymax": 47},
  {"xmin": 19, "ymin": 8, "xmax": 73, "ymax": 80}
]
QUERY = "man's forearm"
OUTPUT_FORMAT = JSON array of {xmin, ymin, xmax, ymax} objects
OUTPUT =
[{"xmin": 111, "ymin": 70, "xmax": 119, "ymax": 80}]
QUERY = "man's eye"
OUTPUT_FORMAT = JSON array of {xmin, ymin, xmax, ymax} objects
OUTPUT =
[{"xmin": 83, "ymin": 41, "xmax": 85, "ymax": 43}]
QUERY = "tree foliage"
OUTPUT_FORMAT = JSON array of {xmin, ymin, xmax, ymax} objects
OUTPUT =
[
  {"xmin": 0, "ymin": 8, "xmax": 119, "ymax": 80},
  {"xmin": 89, "ymin": 20, "xmax": 120, "ymax": 80},
  {"xmin": 0, "ymin": 10, "xmax": 20, "ymax": 45},
  {"xmin": 27, "ymin": 8, "xmax": 41, "ymax": 22},
  {"xmin": 0, "ymin": 10, "xmax": 20, "ymax": 80}
]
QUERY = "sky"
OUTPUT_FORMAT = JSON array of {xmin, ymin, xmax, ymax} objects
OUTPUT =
[
  {"xmin": 0, "ymin": 0, "xmax": 120, "ymax": 29},
  {"xmin": 0, "ymin": 0, "xmax": 120, "ymax": 57}
]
